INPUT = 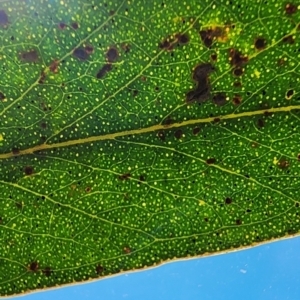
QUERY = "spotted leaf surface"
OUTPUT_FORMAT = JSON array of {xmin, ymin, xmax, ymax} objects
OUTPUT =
[{"xmin": 0, "ymin": 0, "xmax": 300, "ymax": 296}]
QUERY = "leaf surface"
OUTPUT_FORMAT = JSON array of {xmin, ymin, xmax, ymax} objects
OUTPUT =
[{"xmin": 0, "ymin": 0, "xmax": 299, "ymax": 296}]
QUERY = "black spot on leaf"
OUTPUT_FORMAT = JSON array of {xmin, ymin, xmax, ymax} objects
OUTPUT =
[
  {"xmin": 175, "ymin": 33, "xmax": 189, "ymax": 44},
  {"xmin": 174, "ymin": 129, "xmax": 183, "ymax": 139},
  {"xmin": 19, "ymin": 49, "xmax": 39, "ymax": 63},
  {"xmin": 282, "ymin": 35, "xmax": 295, "ymax": 44},
  {"xmin": 233, "ymin": 67, "xmax": 244, "ymax": 76},
  {"xmin": 232, "ymin": 94, "xmax": 242, "ymax": 105},
  {"xmin": 106, "ymin": 47, "xmax": 118, "ymax": 62},
  {"xmin": 257, "ymin": 118, "xmax": 264, "ymax": 128},
  {"xmin": 0, "ymin": 10, "xmax": 8, "ymax": 26},
  {"xmin": 159, "ymin": 39, "xmax": 171, "ymax": 50},
  {"xmin": 96, "ymin": 64, "xmax": 112, "ymax": 79},
  {"xmin": 225, "ymin": 197, "xmax": 232, "ymax": 204},
  {"xmin": 0, "ymin": 91, "xmax": 5, "ymax": 101},
  {"xmin": 193, "ymin": 127, "xmax": 200, "ymax": 135},
  {"xmin": 58, "ymin": 22, "xmax": 66, "ymax": 29},
  {"xmin": 71, "ymin": 22, "xmax": 79, "ymax": 29},
  {"xmin": 192, "ymin": 63, "xmax": 214, "ymax": 81},
  {"xmin": 285, "ymin": 3, "xmax": 297, "ymax": 14},
  {"xmin": 118, "ymin": 173, "xmax": 131, "ymax": 180},
  {"xmin": 12, "ymin": 147, "xmax": 20, "ymax": 155},
  {"xmin": 49, "ymin": 59, "xmax": 59, "ymax": 73},
  {"xmin": 277, "ymin": 158, "xmax": 289, "ymax": 169},
  {"xmin": 73, "ymin": 47, "xmax": 89, "ymax": 61},
  {"xmin": 42, "ymin": 267, "xmax": 52, "ymax": 277},
  {"xmin": 96, "ymin": 265, "xmax": 104, "ymax": 275},
  {"xmin": 24, "ymin": 166, "xmax": 34, "ymax": 176},
  {"xmin": 212, "ymin": 93, "xmax": 226, "ymax": 106},
  {"xmin": 139, "ymin": 174, "xmax": 146, "ymax": 183},
  {"xmin": 236, "ymin": 219, "xmax": 242, "ymax": 225},
  {"xmin": 229, "ymin": 49, "xmax": 248, "ymax": 67},
  {"xmin": 157, "ymin": 130, "xmax": 166, "ymax": 141},
  {"xmin": 206, "ymin": 158, "xmax": 216, "ymax": 164},
  {"xmin": 38, "ymin": 71, "xmax": 46, "ymax": 84},
  {"xmin": 199, "ymin": 29, "xmax": 214, "ymax": 47},
  {"xmin": 210, "ymin": 53, "xmax": 217, "ymax": 61},
  {"xmin": 233, "ymin": 81, "xmax": 242, "ymax": 87},
  {"xmin": 254, "ymin": 37, "xmax": 266, "ymax": 50},
  {"xmin": 28, "ymin": 261, "xmax": 39, "ymax": 272},
  {"xmin": 186, "ymin": 63, "xmax": 214, "ymax": 103}
]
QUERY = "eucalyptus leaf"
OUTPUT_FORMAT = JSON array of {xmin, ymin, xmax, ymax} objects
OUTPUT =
[{"xmin": 0, "ymin": 0, "xmax": 299, "ymax": 296}]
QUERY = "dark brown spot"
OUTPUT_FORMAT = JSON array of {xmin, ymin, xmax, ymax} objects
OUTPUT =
[
  {"xmin": 96, "ymin": 265, "xmax": 104, "ymax": 275},
  {"xmin": 186, "ymin": 63, "xmax": 214, "ymax": 104},
  {"xmin": 159, "ymin": 39, "xmax": 171, "ymax": 50},
  {"xmin": 233, "ymin": 81, "xmax": 242, "ymax": 87},
  {"xmin": 213, "ymin": 117, "xmax": 221, "ymax": 123},
  {"xmin": 233, "ymin": 67, "xmax": 244, "ymax": 76},
  {"xmin": 225, "ymin": 197, "xmax": 232, "ymax": 204},
  {"xmin": 85, "ymin": 45, "xmax": 94, "ymax": 54},
  {"xmin": 85, "ymin": 186, "xmax": 91, "ymax": 193},
  {"xmin": 204, "ymin": 217, "xmax": 209, "ymax": 222},
  {"xmin": 199, "ymin": 29, "xmax": 214, "ymax": 47},
  {"xmin": 193, "ymin": 127, "xmax": 200, "ymax": 135},
  {"xmin": 24, "ymin": 166, "xmax": 34, "ymax": 176},
  {"xmin": 139, "ymin": 174, "xmax": 146, "ymax": 182},
  {"xmin": 174, "ymin": 129, "xmax": 183, "ymax": 139},
  {"xmin": 229, "ymin": 49, "xmax": 248, "ymax": 67},
  {"xmin": 58, "ymin": 22, "xmax": 66, "ymax": 29},
  {"xmin": 109, "ymin": 10, "xmax": 115, "ymax": 16},
  {"xmin": 71, "ymin": 22, "xmax": 79, "ymax": 29},
  {"xmin": 282, "ymin": 35, "xmax": 295, "ymax": 44},
  {"xmin": 192, "ymin": 63, "xmax": 214, "ymax": 82},
  {"xmin": 12, "ymin": 147, "xmax": 20, "ymax": 155},
  {"xmin": 96, "ymin": 64, "xmax": 112, "ymax": 79},
  {"xmin": 206, "ymin": 157, "xmax": 216, "ymax": 164},
  {"xmin": 157, "ymin": 130, "xmax": 166, "ymax": 141},
  {"xmin": 297, "ymin": 153, "xmax": 300, "ymax": 161},
  {"xmin": 257, "ymin": 118, "xmax": 264, "ymax": 128},
  {"xmin": 0, "ymin": 91, "xmax": 5, "ymax": 101},
  {"xmin": 264, "ymin": 111, "xmax": 273, "ymax": 117},
  {"xmin": 40, "ymin": 122, "xmax": 47, "ymax": 129},
  {"xmin": 118, "ymin": 173, "xmax": 131, "ymax": 180},
  {"xmin": 49, "ymin": 60, "xmax": 59, "ymax": 73},
  {"xmin": 254, "ymin": 37, "xmax": 266, "ymax": 50},
  {"xmin": 236, "ymin": 219, "xmax": 242, "ymax": 225},
  {"xmin": 140, "ymin": 75, "xmax": 147, "ymax": 81},
  {"xmin": 29, "ymin": 261, "xmax": 39, "ymax": 272},
  {"xmin": 106, "ymin": 47, "xmax": 118, "ymax": 62},
  {"xmin": 0, "ymin": 10, "xmax": 8, "ymax": 26},
  {"xmin": 19, "ymin": 49, "xmax": 39, "ymax": 63},
  {"xmin": 15, "ymin": 201, "xmax": 23, "ymax": 209},
  {"xmin": 73, "ymin": 47, "xmax": 89, "ymax": 61},
  {"xmin": 285, "ymin": 3, "xmax": 297, "ymax": 14},
  {"xmin": 123, "ymin": 246, "xmax": 131, "ymax": 254},
  {"xmin": 175, "ymin": 33, "xmax": 189, "ymax": 44},
  {"xmin": 162, "ymin": 116, "xmax": 174, "ymax": 126},
  {"xmin": 132, "ymin": 89, "xmax": 138, "ymax": 97},
  {"xmin": 38, "ymin": 71, "xmax": 46, "ymax": 84},
  {"xmin": 212, "ymin": 93, "xmax": 226, "ymax": 106},
  {"xmin": 277, "ymin": 158, "xmax": 289, "ymax": 169},
  {"xmin": 232, "ymin": 94, "xmax": 242, "ymax": 105},
  {"xmin": 121, "ymin": 43, "xmax": 130, "ymax": 53},
  {"xmin": 42, "ymin": 267, "xmax": 52, "ymax": 277},
  {"xmin": 210, "ymin": 53, "xmax": 217, "ymax": 61}
]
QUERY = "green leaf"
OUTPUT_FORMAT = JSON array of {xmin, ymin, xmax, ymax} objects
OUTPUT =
[{"xmin": 0, "ymin": 0, "xmax": 299, "ymax": 296}]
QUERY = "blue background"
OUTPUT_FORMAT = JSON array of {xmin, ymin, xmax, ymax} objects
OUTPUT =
[{"xmin": 11, "ymin": 236, "xmax": 300, "ymax": 300}]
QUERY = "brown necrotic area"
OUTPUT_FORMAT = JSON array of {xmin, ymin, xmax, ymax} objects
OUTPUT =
[{"xmin": 186, "ymin": 63, "xmax": 214, "ymax": 103}]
